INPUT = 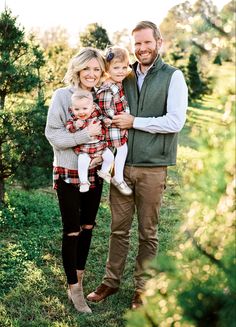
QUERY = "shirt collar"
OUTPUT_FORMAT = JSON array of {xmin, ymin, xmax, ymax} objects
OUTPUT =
[{"xmin": 136, "ymin": 56, "xmax": 158, "ymax": 76}]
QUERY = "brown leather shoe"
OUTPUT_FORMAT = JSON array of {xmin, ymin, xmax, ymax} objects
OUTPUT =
[
  {"xmin": 87, "ymin": 283, "xmax": 118, "ymax": 302},
  {"xmin": 131, "ymin": 291, "xmax": 143, "ymax": 309}
]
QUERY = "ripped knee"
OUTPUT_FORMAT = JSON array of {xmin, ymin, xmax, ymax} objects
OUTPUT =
[
  {"xmin": 66, "ymin": 224, "xmax": 94, "ymax": 236},
  {"xmin": 81, "ymin": 224, "xmax": 94, "ymax": 230},
  {"xmin": 67, "ymin": 231, "xmax": 80, "ymax": 236}
]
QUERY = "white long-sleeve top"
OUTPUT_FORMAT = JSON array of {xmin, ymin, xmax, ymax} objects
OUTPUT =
[{"xmin": 133, "ymin": 70, "xmax": 188, "ymax": 134}]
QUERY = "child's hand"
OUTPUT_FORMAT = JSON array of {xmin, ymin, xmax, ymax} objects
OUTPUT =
[
  {"xmin": 87, "ymin": 118, "xmax": 101, "ymax": 137},
  {"xmin": 104, "ymin": 118, "xmax": 112, "ymax": 127},
  {"xmin": 75, "ymin": 120, "xmax": 84, "ymax": 128}
]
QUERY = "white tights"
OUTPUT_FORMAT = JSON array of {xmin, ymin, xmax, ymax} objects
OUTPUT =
[
  {"xmin": 78, "ymin": 148, "xmax": 114, "ymax": 183},
  {"xmin": 113, "ymin": 143, "xmax": 128, "ymax": 183}
]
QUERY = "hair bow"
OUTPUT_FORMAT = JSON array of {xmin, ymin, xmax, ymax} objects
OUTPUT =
[{"xmin": 106, "ymin": 48, "xmax": 114, "ymax": 62}]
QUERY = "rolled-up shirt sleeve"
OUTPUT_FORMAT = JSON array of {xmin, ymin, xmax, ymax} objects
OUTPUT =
[{"xmin": 133, "ymin": 70, "xmax": 188, "ymax": 134}]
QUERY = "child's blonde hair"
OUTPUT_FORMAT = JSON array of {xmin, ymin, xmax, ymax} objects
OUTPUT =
[
  {"xmin": 104, "ymin": 46, "xmax": 130, "ymax": 71},
  {"xmin": 71, "ymin": 90, "xmax": 93, "ymax": 106}
]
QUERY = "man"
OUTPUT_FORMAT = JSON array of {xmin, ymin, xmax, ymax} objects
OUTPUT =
[{"xmin": 87, "ymin": 21, "xmax": 188, "ymax": 309}]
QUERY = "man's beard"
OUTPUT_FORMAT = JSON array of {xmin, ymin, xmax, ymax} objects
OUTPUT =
[{"xmin": 137, "ymin": 48, "xmax": 158, "ymax": 66}]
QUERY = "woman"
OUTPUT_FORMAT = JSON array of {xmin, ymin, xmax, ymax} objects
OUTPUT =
[{"xmin": 45, "ymin": 47, "xmax": 106, "ymax": 313}]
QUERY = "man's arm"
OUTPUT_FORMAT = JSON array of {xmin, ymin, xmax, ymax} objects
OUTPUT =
[{"xmin": 112, "ymin": 70, "xmax": 188, "ymax": 133}]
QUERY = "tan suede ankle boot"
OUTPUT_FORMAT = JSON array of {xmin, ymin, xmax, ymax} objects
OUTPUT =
[{"xmin": 68, "ymin": 271, "xmax": 92, "ymax": 313}]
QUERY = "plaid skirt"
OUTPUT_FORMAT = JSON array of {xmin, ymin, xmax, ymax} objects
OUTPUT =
[
  {"xmin": 73, "ymin": 140, "xmax": 107, "ymax": 158},
  {"xmin": 106, "ymin": 126, "xmax": 128, "ymax": 148}
]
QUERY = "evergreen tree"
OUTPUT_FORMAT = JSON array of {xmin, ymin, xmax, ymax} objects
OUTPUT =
[
  {"xmin": 0, "ymin": 8, "xmax": 45, "ymax": 204},
  {"xmin": 9, "ymin": 98, "xmax": 52, "ymax": 190},
  {"xmin": 80, "ymin": 23, "xmax": 111, "ymax": 50},
  {"xmin": 36, "ymin": 26, "xmax": 75, "ymax": 101},
  {"xmin": 187, "ymin": 53, "xmax": 206, "ymax": 100},
  {"xmin": 0, "ymin": 8, "xmax": 45, "ymax": 109},
  {"xmin": 160, "ymin": 0, "xmax": 234, "ymax": 64},
  {"xmin": 213, "ymin": 53, "xmax": 222, "ymax": 65}
]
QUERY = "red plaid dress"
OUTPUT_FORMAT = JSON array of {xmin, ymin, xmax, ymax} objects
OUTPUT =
[
  {"xmin": 66, "ymin": 105, "xmax": 108, "ymax": 158},
  {"xmin": 97, "ymin": 82, "xmax": 129, "ymax": 148}
]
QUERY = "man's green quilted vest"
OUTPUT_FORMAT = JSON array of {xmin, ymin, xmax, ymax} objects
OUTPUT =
[{"xmin": 123, "ymin": 56, "xmax": 178, "ymax": 166}]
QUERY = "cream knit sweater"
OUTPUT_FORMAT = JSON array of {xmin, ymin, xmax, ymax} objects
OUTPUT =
[{"xmin": 45, "ymin": 86, "xmax": 92, "ymax": 170}]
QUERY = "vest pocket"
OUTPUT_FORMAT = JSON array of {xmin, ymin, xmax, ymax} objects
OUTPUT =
[{"xmin": 161, "ymin": 134, "xmax": 177, "ymax": 157}]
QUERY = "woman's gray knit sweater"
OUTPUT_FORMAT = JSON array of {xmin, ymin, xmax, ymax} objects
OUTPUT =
[{"xmin": 45, "ymin": 86, "xmax": 92, "ymax": 170}]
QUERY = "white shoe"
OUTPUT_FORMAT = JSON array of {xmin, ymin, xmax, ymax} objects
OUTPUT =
[
  {"xmin": 79, "ymin": 182, "xmax": 90, "ymax": 193},
  {"xmin": 97, "ymin": 170, "xmax": 111, "ymax": 183},
  {"xmin": 111, "ymin": 178, "xmax": 132, "ymax": 196}
]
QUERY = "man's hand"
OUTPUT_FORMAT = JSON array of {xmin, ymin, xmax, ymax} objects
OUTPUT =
[{"xmin": 112, "ymin": 112, "xmax": 134, "ymax": 129}]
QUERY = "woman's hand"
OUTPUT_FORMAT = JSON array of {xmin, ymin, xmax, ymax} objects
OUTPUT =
[{"xmin": 87, "ymin": 118, "xmax": 102, "ymax": 137}]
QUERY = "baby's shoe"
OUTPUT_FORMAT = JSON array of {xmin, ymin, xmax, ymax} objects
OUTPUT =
[
  {"xmin": 111, "ymin": 178, "xmax": 132, "ymax": 196},
  {"xmin": 80, "ymin": 181, "xmax": 90, "ymax": 193},
  {"xmin": 97, "ymin": 170, "xmax": 111, "ymax": 183}
]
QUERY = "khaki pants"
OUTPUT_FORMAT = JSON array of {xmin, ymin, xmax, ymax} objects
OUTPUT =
[{"xmin": 103, "ymin": 165, "xmax": 167, "ymax": 291}]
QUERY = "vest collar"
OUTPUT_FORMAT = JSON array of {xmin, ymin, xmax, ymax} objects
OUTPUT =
[{"xmin": 132, "ymin": 55, "xmax": 164, "ymax": 75}]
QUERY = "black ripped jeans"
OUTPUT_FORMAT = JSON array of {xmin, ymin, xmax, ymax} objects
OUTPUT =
[{"xmin": 56, "ymin": 176, "xmax": 103, "ymax": 284}]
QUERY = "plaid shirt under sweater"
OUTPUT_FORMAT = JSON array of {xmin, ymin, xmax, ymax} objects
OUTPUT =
[
  {"xmin": 97, "ymin": 82, "xmax": 129, "ymax": 148},
  {"xmin": 53, "ymin": 166, "xmax": 101, "ymax": 189},
  {"xmin": 66, "ymin": 105, "xmax": 108, "ymax": 157}
]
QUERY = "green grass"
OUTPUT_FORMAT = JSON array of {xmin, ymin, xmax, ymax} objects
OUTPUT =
[{"xmin": 0, "ymin": 169, "xmax": 183, "ymax": 327}]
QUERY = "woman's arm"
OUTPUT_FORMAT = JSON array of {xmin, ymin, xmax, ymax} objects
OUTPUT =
[{"xmin": 45, "ymin": 89, "xmax": 101, "ymax": 149}]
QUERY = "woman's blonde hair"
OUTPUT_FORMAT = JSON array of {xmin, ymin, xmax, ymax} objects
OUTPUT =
[{"xmin": 63, "ymin": 47, "xmax": 106, "ymax": 87}]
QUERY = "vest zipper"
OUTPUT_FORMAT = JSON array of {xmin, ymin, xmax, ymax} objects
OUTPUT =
[{"xmin": 162, "ymin": 136, "xmax": 166, "ymax": 155}]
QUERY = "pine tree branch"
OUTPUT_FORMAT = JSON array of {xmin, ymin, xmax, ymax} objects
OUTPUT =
[
  {"xmin": 203, "ymin": 14, "xmax": 229, "ymax": 37},
  {"xmin": 185, "ymin": 229, "xmax": 228, "ymax": 274}
]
